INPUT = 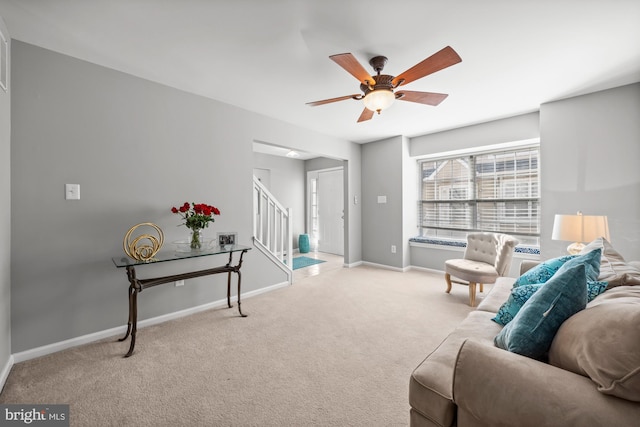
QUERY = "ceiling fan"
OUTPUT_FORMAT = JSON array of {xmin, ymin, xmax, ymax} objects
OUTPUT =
[{"xmin": 306, "ymin": 46, "xmax": 462, "ymax": 122}]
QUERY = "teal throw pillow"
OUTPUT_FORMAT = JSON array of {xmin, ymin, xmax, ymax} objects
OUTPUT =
[
  {"xmin": 554, "ymin": 248, "xmax": 602, "ymax": 282},
  {"xmin": 513, "ymin": 255, "xmax": 577, "ymax": 287},
  {"xmin": 494, "ymin": 263, "xmax": 588, "ymax": 359},
  {"xmin": 493, "ymin": 280, "xmax": 608, "ymax": 326}
]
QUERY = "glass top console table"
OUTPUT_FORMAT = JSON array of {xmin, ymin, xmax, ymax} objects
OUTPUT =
[{"xmin": 112, "ymin": 244, "xmax": 251, "ymax": 357}]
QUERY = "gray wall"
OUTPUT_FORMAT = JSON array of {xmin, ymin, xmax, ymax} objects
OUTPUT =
[
  {"xmin": 305, "ymin": 157, "xmax": 343, "ymax": 172},
  {"xmin": 540, "ymin": 83, "xmax": 640, "ymax": 260},
  {"xmin": 10, "ymin": 41, "xmax": 361, "ymax": 353},
  {"xmin": 0, "ymin": 16, "xmax": 11, "ymax": 376},
  {"xmin": 253, "ymin": 152, "xmax": 305, "ymax": 248},
  {"xmin": 362, "ymin": 136, "xmax": 405, "ymax": 268},
  {"xmin": 402, "ymin": 136, "xmax": 417, "ymax": 268},
  {"xmin": 344, "ymin": 143, "xmax": 362, "ymax": 266},
  {"xmin": 411, "ymin": 112, "xmax": 540, "ymax": 157}
]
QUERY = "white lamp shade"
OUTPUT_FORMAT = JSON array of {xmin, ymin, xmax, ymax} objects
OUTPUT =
[
  {"xmin": 552, "ymin": 213, "xmax": 610, "ymax": 254},
  {"xmin": 363, "ymin": 89, "xmax": 395, "ymax": 112}
]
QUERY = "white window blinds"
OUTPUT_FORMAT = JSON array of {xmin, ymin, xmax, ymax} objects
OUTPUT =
[{"xmin": 418, "ymin": 145, "xmax": 540, "ymax": 244}]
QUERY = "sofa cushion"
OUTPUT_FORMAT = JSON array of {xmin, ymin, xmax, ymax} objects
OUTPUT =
[
  {"xmin": 410, "ymin": 311, "xmax": 502, "ymax": 426},
  {"xmin": 580, "ymin": 237, "xmax": 640, "ymax": 288},
  {"xmin": 549, "ymin": 286, "xmax": 640, "ymax": 402},
  {"xmin": 454, "ymin": 339, "xmax": 640, "ymax": 427},
  {"xmin": 512, "ymin": 254, "xmax": 576, "ymax": 287},
  {"xmin": 494, "ymin": 264, "xmax": 587, "ymax": 359},
  {"xmin": 445, "ymin": 258, "xmax": 499, "ymax": 284},
  {"xmin": 492, "ymin": 280, "xmax": 608, "ymax": 326},
  {"xmin": 475, "ymin": 276, "xmax": 515, "ymax": 313}
]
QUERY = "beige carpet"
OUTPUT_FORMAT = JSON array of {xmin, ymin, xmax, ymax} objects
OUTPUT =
[{"xmin": 1, "ymin": 265, "xmax": 476, "ymax": 426}]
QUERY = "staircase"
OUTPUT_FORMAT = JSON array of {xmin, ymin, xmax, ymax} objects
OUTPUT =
[{"xmin": 253, "ymin": 176, "xmax": 293, "ymax": 283}]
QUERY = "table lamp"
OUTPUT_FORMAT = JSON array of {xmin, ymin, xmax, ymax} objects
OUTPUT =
[{"xmin": 551, "ymin": 211, "xmax": 610, "ymax": 255}]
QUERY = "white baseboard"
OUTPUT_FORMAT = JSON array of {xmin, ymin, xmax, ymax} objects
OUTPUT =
[
  {"xmin": 344, "ymin": 260, "xmax": 362, "ymax": 268},
  {"xmin": 361, "ymin": 261, "xmax": 410, "ymax": 272},
  {"xmin": 409, "ymin": 265, "xmax": 445, "ymax": 274},
  {"xmin": 11, "ymin": 280, "xmax": 291, "ymax": 364},
  {"xmin": 0, "ymin": 354, "xmax": 14, "ymax": 392}
]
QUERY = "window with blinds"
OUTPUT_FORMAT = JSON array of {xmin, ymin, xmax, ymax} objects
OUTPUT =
[{"xmin": 418, "ymin": 145, "xmax": 540, "ymax": 245}]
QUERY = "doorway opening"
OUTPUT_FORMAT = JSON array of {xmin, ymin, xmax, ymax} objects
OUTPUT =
[{"xmin": 307, "ymin": 167, "xmax": 344, "ymax": 257}]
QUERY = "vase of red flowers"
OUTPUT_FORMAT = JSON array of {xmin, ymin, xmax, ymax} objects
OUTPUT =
[
  {"xmin": 171, "ymin": 202, "xmax": 221, "ymax": 249},
  {"xmin": 189, "ymin": 228, "xmax": 204, "ymax": 250}
]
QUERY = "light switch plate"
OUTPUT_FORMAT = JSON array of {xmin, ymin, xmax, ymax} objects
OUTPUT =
[
  {"xmin": 65, "ymin": 184, "xmax": 80, "ymax": 200},
  {"xmin": 377, "ymin": 195, "xmax": 387, "ymax": 204}
]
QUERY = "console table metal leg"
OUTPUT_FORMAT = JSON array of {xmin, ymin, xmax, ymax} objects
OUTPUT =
[
  {"xmin": 118, "ymin": 285, "xmax": 134, "ymax": 342},
  {"xmin": 226, "ymin": 271, "xmax": 233, "ymax": 308},
  {"xmin": 124, "ymin": 288, "xmax": 138, "ymax": 358},
  {"xmin": 236, "ymin": 270, "xmax": 247, "ymax": 317}
]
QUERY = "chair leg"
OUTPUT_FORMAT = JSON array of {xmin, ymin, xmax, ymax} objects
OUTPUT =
[
  {"xmin": 469, "ymin": 282, "xmax": 477, "ymax": 307},
  {"xmin": 479, "ymin": 283, "xmax": 484, "ymax": 293},
  {"xmin": 445, "ymin": 273, "xmax": 452, "ymax": 294}
]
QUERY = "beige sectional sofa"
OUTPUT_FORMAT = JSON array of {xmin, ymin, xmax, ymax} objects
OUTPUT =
[{"xmin": 409, "ymin": 238, "xmax": 640, "ymax": 427}]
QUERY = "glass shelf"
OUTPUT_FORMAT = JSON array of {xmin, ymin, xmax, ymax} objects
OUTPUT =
[{"xmin": 112, "ymin": 244, "xmax": 252, "ymax": 268}]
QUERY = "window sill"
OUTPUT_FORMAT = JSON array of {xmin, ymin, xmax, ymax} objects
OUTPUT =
[{"xmin": 409, "ymin": 237, "xmax": 540, "ymax": 259}]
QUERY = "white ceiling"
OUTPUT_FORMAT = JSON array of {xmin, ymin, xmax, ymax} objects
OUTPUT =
[{"xmin": 1, "ymin": 0, "xmax": 639, "ymax": 151}]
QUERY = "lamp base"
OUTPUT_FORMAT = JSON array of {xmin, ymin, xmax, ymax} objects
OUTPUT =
[{"xmin": 567, "ymin": 242, "xmax": 585, "ymax": 255}]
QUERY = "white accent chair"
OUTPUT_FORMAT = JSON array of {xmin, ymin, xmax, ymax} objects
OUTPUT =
[{"xmin": 444, "ymin": 232, "xmax": 519, "ymax": 306}]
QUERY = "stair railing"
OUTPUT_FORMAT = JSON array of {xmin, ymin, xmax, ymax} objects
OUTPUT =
[{"xmin": 253, "ymin": 176, "xmax": 293, "ymax": 280}]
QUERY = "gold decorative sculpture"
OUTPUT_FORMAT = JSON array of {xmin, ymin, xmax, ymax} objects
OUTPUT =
[{"xmin": 123, "ymin": 222, "xmax": 164, "ymax": 261}]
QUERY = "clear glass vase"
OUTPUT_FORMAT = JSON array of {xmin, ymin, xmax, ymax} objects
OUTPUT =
[{"xmin": 190, "ymin": 228, "xmax": 203, "ymax": 250}]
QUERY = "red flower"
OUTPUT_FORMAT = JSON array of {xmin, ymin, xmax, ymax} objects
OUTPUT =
[{"xmin": 171, "ymin": 201, "xmax": 221, "ymax": 230}]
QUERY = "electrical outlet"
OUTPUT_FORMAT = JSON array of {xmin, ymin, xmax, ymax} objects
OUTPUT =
[
  {"xmin": 391, "ymin": 245, "xmax": 397, "ymax": 253},
  {"xmin": 175, "ymin": 280, "xmax": 185, "ymax": 287}
]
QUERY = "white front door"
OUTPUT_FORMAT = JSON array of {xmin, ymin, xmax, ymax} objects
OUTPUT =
[{"xmin": 317, "ymin": 168, "xmax": 344, "ymax": 256}]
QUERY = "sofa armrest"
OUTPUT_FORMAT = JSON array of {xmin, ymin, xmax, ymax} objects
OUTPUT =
[
  {"xmin": 519, "ymin": 260, "xmax": 539, "ymax": 275},
  {"xmin": 452, "ymin": 339, "xmax": 640, "ymax": 427}
]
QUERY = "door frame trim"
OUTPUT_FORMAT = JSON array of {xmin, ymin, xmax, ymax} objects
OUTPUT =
[{"xmin": 306, "ymin": 167, "xmax": 344, "ymax": 254}]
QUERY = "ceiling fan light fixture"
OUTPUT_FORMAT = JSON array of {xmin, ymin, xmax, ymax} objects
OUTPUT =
[{"xmin": 363, "ymin": 89, "xmax": 395, "ymax": 114}]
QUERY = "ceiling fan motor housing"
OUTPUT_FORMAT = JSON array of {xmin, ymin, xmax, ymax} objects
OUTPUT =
[{"xmin": 360, "ymin": 74, "xmax": 395, "ymax": 96}]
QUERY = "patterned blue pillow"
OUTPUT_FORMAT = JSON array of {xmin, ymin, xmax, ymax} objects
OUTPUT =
[
  {"xmin": 513, "ymin": 255, "xmax": 577, "ymax": 287},
  {"xmin": 587, "ymin": 281, "xmax": 608, "ymax": 301},
  {"xmin": 493, "ymin": 280, "xmax": 608, "ymax": 326},
  {"xmin": 495, "ymin": 263, "xmax": 588, "ymax": 359},
  {"xmin": 493, "ymin": 284, "xmax": 543, "ymax": 325}
]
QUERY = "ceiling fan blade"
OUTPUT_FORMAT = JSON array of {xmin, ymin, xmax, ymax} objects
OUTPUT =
[
  {"xmin": 396, "ymin": 91, "xmax": 449, "ymax": 106},
  {"xmin": 392, "ymin": 46, "xmax": 461, "ymax": 87},
  {"xmin": 306, "ymin": 94, "xmax": 361, "ymax": 107},
  {"xmin": 330, "ymin": 53, "xmax": 376, "ymax": 86},
  {"xmin": 357, "ymin": 108, "xmax": 374, "ymax": 123}
]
